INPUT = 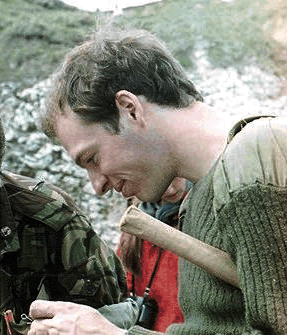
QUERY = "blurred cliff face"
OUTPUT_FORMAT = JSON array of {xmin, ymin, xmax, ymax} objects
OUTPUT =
[{"xmin": 265, "ymin": 0, "xmax": 287, "ymax": 93}]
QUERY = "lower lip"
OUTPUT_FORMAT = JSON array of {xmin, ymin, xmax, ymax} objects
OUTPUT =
[
  {"xmin": 122, "ymin": 189, "xmax": 136, "ymax": 198},
  {"xmin": 121, "ymin": 182, "xmax": 136, "ymax": 198}
]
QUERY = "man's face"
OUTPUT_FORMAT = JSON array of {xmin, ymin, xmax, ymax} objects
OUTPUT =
[{"xmin": 55, "ymin": 110, "xmax": 174, "ymax": 202}]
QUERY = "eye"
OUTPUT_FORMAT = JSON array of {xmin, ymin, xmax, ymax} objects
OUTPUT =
[{"xmin": 86, "ymin": 154, "xmax": 98, "ymax": 167}]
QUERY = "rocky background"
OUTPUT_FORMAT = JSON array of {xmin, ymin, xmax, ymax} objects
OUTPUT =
[
  {"xmin": 1, "ymin": 0, "xmax": 287, "ymax": 249},
  {"xmin": 0, "ymin": 79, "xmax": 127, "ymax": 247}
]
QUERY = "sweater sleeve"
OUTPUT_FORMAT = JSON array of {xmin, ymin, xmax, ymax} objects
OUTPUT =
[
  {"xmin": 217, "ymin": 182, "xmax": 287, "ymax": 334},
  {"xmin": 211, "ymin": 117, "xmax": 287, "ymax": 333}
]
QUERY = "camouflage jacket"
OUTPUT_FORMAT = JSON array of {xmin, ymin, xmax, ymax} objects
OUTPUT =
[{"xmin": 0, "ymin": 171, "xmax": 127, "ymax": 333}]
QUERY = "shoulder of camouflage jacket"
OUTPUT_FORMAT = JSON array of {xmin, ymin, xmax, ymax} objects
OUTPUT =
[{"xmin": 0, "ymin": 171, "xmax": 88, "ymax": 231}]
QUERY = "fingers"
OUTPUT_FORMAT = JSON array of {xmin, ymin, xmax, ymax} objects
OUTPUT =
[
  {"xmin": 28, "ymin": 323, "xmax": 47, "ymax": 335},
  {"xmin": 28, "ymin": 321, "xmax": 58, "ymax": 335},
  {"xmin": 29, "ymin": 300, "xmax": 57, "ymax": 319},
  {"xmin": 28, "ymin": 314, "xmax": 76, "ymax": 335},
  {"xmin": 30, "ymin": 300, "xmax": 94, "ymax": 319}
]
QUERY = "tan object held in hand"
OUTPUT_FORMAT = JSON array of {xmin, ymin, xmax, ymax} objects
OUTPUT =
[{"xmin": 119, "ymin": 205, "xmax": 239, "ymax": 288}]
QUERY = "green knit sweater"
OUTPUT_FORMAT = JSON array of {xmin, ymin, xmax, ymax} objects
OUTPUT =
[{"xmin": 128, "ymin": 116, "xmax": 287, "ymax": 335}]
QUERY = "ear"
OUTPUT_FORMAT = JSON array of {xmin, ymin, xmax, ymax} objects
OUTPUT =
[{"xmin": 115, "ymin": 90, "xmax": 146, "ymax": 128}]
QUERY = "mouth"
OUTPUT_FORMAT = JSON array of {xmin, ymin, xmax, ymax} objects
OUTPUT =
[
  {"xmin": 102, "ymin": 180, "xmax": 113, "ymax": 195},
  {"xmin": 114, "ymin": 179, "xmax": 125, "ymax": 193},
  {"xmin": 114, "ymin": 179, "xmax": 136, "ymax": 198},
  {"xmin": 122, "ymin": 188, "xmax": 136, "ymax": 198}
]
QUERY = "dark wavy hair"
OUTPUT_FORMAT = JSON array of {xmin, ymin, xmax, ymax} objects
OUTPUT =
[
  {"xmin": 0, "ymin": 119, "xmax": 5, "ymax": 167},
  {"xmin": 43, "ymin": 27, "xmax": 203, "ymax": 138}
]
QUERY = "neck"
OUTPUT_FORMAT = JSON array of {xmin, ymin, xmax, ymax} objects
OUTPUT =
[{"xmin": 159, "ymin": 102, "xmax": 232, "ymax": 182}]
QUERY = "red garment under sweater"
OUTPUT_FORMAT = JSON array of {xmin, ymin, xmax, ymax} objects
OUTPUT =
[{"xmin": 123, "ymin": 241, "xmax": 184, "ymax": 332}]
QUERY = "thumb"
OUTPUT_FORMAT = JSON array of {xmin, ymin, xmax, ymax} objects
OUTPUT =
[{"xmin": 29, "ymin": 300, "xmax": 81, "ymax": 319}]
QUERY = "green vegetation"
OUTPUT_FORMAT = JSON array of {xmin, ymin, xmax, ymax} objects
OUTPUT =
[
  {"xmin": 114, "ymin": 0, "xmax": 278, "ymax": 70},
  {"xmin": 0, "ymin": 0, "xmax": 280, "ymax": 88},
  {"xmin": 0, "ymin": 0, "xmax": 97, "ymax": 86}
]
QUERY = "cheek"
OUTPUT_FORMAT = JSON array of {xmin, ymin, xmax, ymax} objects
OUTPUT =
[{"xmin": 102, "ymin": 147, "xmax": 140, "ymax": 171}]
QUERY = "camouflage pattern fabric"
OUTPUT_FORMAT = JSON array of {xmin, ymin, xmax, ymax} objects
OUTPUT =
[{"xmin": 0, "ymin": 171, "xmax": 127, "ymax": 334}]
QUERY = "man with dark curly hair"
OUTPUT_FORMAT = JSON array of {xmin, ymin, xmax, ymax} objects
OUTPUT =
[{"xmin": 29, "ymin": 27, "xmax": 287, "ymax": 335}]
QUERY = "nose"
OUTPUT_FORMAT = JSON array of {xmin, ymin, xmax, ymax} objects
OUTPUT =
[{"xmin": 88, "ymin": 170, "xmax": 112, "ymax": 196}]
